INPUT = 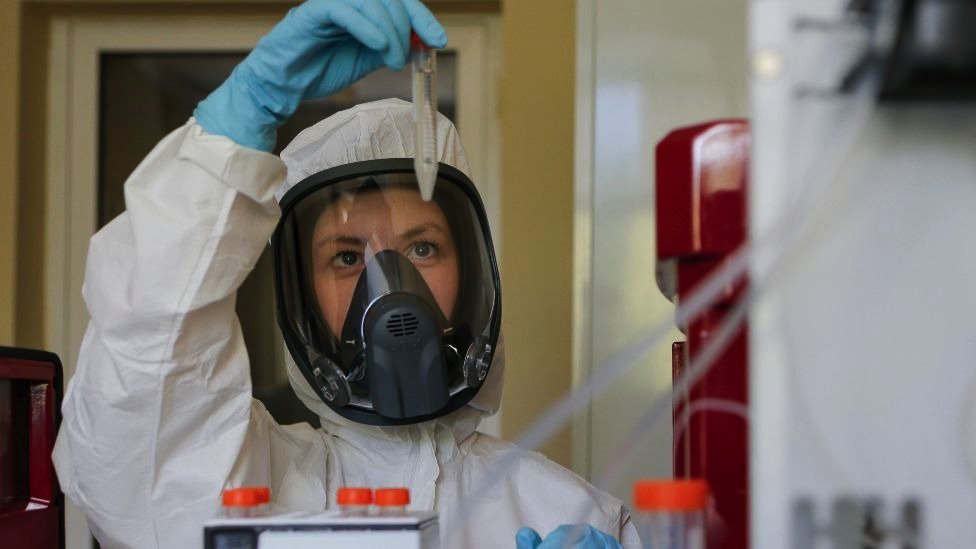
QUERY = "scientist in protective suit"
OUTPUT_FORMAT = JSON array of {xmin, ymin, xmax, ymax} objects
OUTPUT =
[{"xmin": 52, "ymin": 1, "xmax": 640, "ymax": 548}]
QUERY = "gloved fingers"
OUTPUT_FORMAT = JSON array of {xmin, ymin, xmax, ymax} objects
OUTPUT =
[
  {"xmin": 536, "ymin": 524, "xmax": 583, "ymax": 548},
  {"xmin": 348, "ymin": 0, "xmax": 409, "ymax": 69},
  {"xmin": 534, "ymin": 524, "xmax": 621, "ymax": 548},
  {"xmin": 400, "ymin": 0, "xmax": 448, "ymax": 49},
  {"xmin": 515, "ymin": 527, "xmax": 544, "ymax": 549},
  {"xmin": 380, "ymin": 0, "xmax": 412, "ymax": 62},
  {"xmin": 300, "ymin": 0, "xmax": 389, "ymax": 51}
]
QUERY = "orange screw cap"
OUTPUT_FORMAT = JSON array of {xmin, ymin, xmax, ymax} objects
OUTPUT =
[
  {"xmin": 222, "ymin": 486, "xmax": 271, "ymax": 507},
  {"xmin": 375, "ymin": 487, "xmax": 410, "ymax": 507},
  {"xmin": 337, "ymin": 487, "xmax": 373, "ymax": 506},
  {"xmin": 633, "ymin": 479, "xmax": 708, "ymax": 512}
]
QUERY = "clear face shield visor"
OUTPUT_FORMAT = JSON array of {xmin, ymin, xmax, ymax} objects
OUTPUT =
[{"xmin": 272, "ymin": 159, "xmax": 501, "ymax": 426}]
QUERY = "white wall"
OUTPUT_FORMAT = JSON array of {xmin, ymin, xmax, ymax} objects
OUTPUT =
[{"xmin": 575, "ymin": 0, "xmax": 749, "ymax": 503}]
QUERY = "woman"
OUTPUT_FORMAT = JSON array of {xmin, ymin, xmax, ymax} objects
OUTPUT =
[{"xmin": 53, "ymin": 2, "xmax": 638, "ymax": 548}]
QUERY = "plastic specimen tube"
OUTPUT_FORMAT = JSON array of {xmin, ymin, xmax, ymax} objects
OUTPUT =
[
  {"xmin": 221, "ymin": 486, "xmax": 271, "ymax": 518},
  {"xmin": 633, "ymin": 480, "xmax": 708, "ymax": 549},
  {"xmin": 336, "ymin": 487, "xmax": 372, "ymax": 516},
  {"xmin": 375, "ymin": 487, "xmax": 410, "ymax": 516},
  {"xmin": 411, "ymin": 31, "xmax": 438, "ymax": 201}
]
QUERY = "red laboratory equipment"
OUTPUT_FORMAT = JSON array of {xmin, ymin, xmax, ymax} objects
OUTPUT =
[
  {"xmin": 655, "ymin": 120, "xmax": 750, "ymax": 549},
  {"xmin": 0, "ymin": 346, "xmax": 64, "ymax": 549}
]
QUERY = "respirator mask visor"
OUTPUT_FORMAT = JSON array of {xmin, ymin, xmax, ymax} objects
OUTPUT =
[{"xmin": 273, "ymin": 159, "xmax": 501, "ymax": 426}]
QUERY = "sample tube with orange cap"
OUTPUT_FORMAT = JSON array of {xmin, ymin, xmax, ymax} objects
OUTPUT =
[
  {"xmin": 336, "ymin": 487, "xmax": 372, "ymax": 516},
  {"xmin": 374, "ymin": 487, "xmax": 410, "ymax": 516},
  {"xmin": 221, "ymin": 486, "xmax": 271, "ymax": 518},
  {"xmin": 633, "ymin": 479, "xmax": 708, "ymax": 549}
]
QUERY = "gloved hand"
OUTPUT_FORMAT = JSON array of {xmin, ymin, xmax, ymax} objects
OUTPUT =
[
  {"xmin": 194, "ymin": 0, "xmax": 447, "ymax": 151},
  {"xmin": 515, "ymin": 524, "xmax": 623, "ymax": 549}
]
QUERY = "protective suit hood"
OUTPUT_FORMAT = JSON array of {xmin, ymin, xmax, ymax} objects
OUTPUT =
[
  {"xmin": 55, "ymin": 106, "xmax": 638, "ymax": 549},
  {"xmin": 278, "ymin": 98, "xmax": 503, "ymax": 444}
]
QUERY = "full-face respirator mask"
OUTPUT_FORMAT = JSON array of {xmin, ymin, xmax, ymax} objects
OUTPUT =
[{"xmin": 272, "ymin": 159, "xmax": 501, "ymax": 426}]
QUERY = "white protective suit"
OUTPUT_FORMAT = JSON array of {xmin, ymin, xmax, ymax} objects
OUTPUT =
[{"xmin": 54, "ymin": 98, "xmax": 640, "ymax": 549}]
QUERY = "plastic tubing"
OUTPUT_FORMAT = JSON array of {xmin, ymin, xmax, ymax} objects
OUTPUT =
[
  {"xmin": 448, "ymin": 30, "xmax": 888, "ymax": 549},
  {"xmin": 556, "ymin": 57, "xmax": 889, "ymax": 544}
]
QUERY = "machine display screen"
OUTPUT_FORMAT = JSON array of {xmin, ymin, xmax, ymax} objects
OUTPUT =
[{"xmin": 0, "ymin": 378, "xmax": 29, "ymax": 507}]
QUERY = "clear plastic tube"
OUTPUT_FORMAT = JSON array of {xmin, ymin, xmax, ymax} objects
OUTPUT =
[
  {"xmin": 633, "ymin": 480, "xmax": 708, "ymax": 549},
  {"xmin": 411, "ymin": 32, "xmax": 438, "ymax": 201},
  {"xmin": 375, "ymin": 487, "xmax": 410, "ymax": 516},
  {"xmin": 636, "ymin": 509, "xmax": 705, "ymax": 549},
  {"xmin": 221, "ymin": 486, "xmax": 270, "ymax": 518},
  {"xmin": 336, "ymin": 487, "xmax": 372, "ymax": 516}
]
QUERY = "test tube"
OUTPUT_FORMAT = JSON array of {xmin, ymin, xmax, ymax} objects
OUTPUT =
[
  {"xmin": 375, "ymin": 487, "xmax": 410, "ymax": 516},
  {"xmin": 411, "ymin": 31, "xmax": 438, "ymax": 201},
  {"xmin": 221, "ymin": 486, "xmax": 271, "ymax": 518},
  {"xmin": 633, "ymin": 479, "xmax": 708, "ymax": 549},
  {"xmin": 336, "ymin": 487, "xmax": 372, "ymax": 516}
]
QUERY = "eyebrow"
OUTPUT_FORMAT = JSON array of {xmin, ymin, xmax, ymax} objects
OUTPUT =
[
  {"xmin": 399, "ymin": 223, "xmax": 448, "ymax": 241},
  {"xmin": 315, "ymin": 235, "xmax": 365, "ymax": 252},
  {"xmin": 314, "ymin": 223, "xmax": 449, "ymax": 252}
]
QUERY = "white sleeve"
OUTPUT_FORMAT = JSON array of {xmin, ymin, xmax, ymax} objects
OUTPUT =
[
  {"xmin": 620, "ymin": 511, "xmax": 644, "ymax": 549},
  {"xmin": 53, "ymin": 120, "xmax": 286, "ymax": 549}
]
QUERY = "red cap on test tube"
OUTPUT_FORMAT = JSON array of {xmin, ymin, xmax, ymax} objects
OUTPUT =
[
  {"xmin": 375, "ymin": 487, "xmax": 411, "ymax": 507},
  {"xmin": 222, "ymin": 486, "xmax": 271, "ymax": 507},
  {"xmin": 410, "ymin": 31, "xmax": 430, "ymax": 51},
  {"xmin": 634, "ymin": 479, "xmax": 708, "ymax": 511},
  {"xmin": 337, "ymin": 487, "xmax": 373, "ymax": 506}
]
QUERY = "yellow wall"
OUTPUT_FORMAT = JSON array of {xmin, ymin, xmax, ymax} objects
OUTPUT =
[
  {"xmin": 0, "ymin": 0, "xmax": 20, "ymax": 345},
  {"xmin": 499, "ymin": 1, "xmax": 575, "ymax": 467},
  {"xmin": 16, "ymin": 4, "xmax": 48, "ymax": 349}
]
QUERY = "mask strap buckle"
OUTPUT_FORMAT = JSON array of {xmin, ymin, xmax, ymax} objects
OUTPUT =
[{"xmin": 311, "ymin": 357, "xmax": 352, "ymax": 407}]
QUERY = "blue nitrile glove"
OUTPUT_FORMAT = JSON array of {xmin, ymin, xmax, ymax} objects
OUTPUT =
[
  {"xmin": 515, "ymin": 525, "xmax": 623, "ymax": 549},
  {"xmin": 194, "ymin": 0, "xmax": 447, "ymax": 151}
]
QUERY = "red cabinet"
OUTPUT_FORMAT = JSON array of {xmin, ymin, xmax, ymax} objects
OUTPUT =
[
  {"xmin": 656, "ymin": 121, "xmax": 750, "ymax": 549},
  {"xmin": 0, "ymin": 347, "xmax": 64, "ymax": 549}
]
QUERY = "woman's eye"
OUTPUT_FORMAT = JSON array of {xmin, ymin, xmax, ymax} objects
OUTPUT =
[
  {"xmin": 331, "ymin": 251, "xmax": 362, "ymax": 268},
  {"xmin": 407, "ymin": 242, "xmax": 439, "ymax": 261}
]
